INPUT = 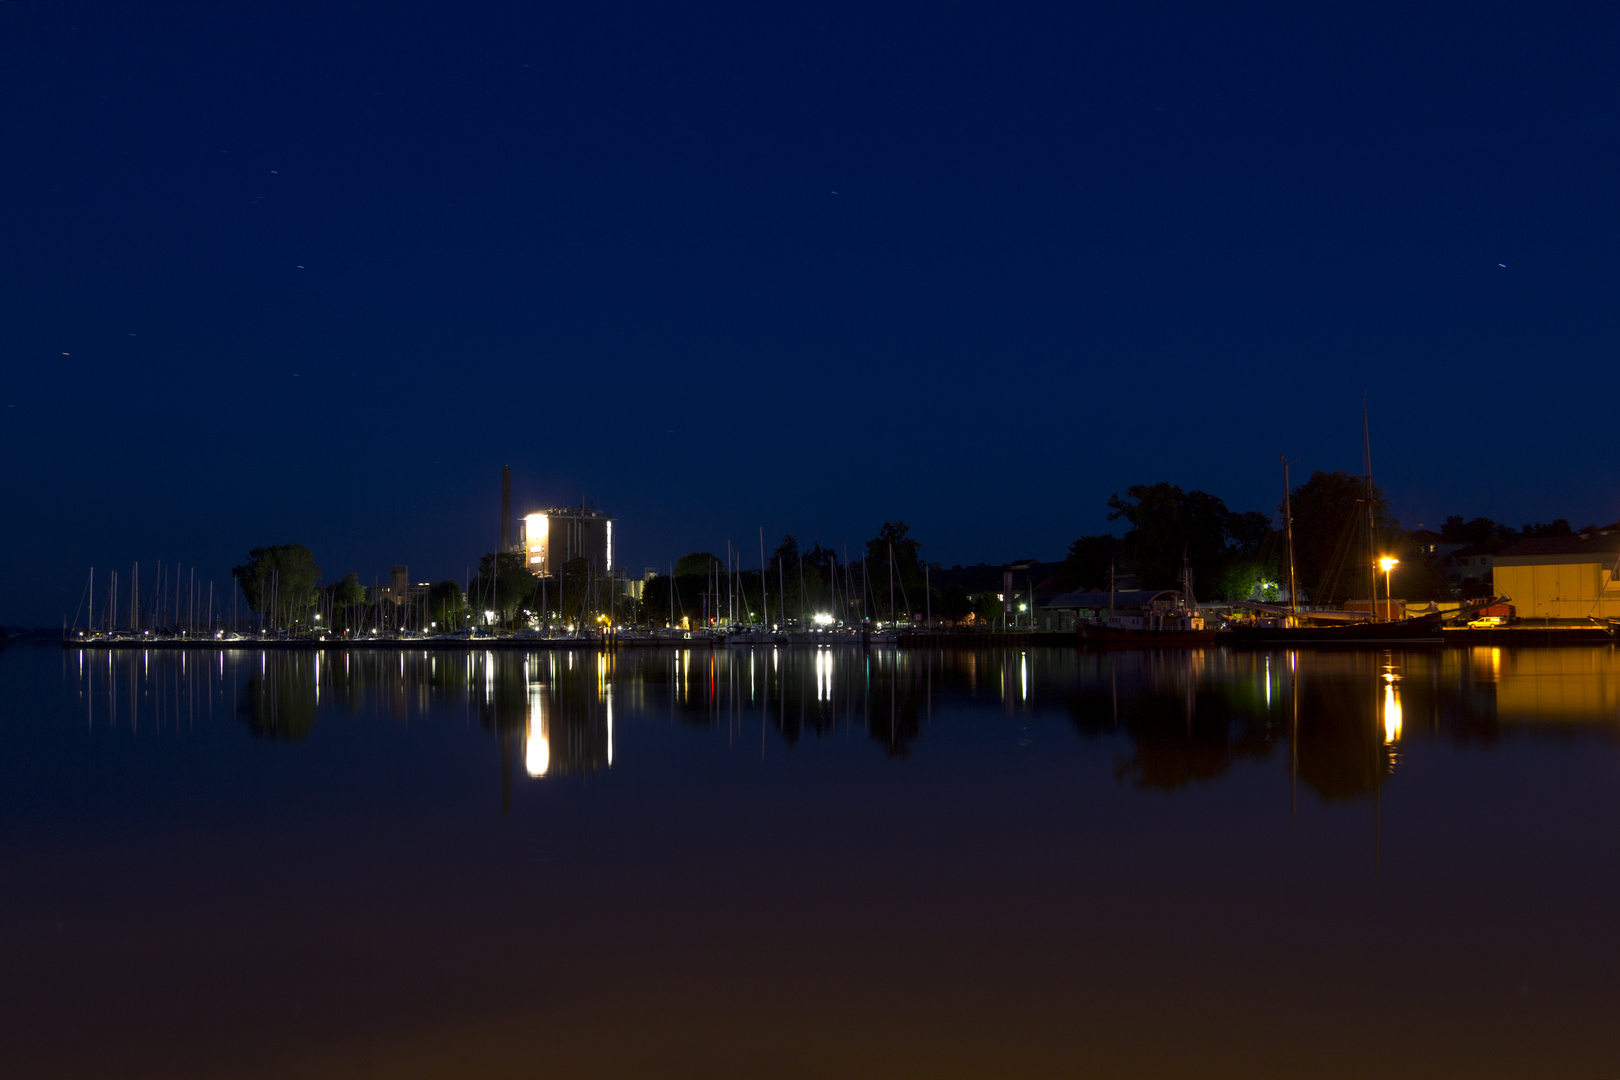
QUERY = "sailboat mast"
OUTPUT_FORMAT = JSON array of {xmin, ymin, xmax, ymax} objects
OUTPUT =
[
  {"xmin": 1282, "ymin": 455, "xmax": 1299, "ymax": 622},
  {"xmin": 759, "ymin": 527, "xmax": 768, "ymax": 628},
  {"xmin": 888, "ymin": 544, "xmax": 894, "ymax": 625},
  {"xmin": 1363, "ymin": 406, "xmax": 1379, "ymax": 621}
]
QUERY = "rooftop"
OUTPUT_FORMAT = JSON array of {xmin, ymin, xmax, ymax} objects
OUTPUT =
[{"xmin": 1496, "ymin": 535, "xmax": 1620, "ymax": 559}]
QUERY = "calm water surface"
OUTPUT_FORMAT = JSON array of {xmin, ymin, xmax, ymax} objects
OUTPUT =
[{"xmin": 3, "ymin": 642, "xmax": 1619, "ymax": 1078}]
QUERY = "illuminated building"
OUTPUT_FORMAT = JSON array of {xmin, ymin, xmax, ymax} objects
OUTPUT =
[
  {"xmin": 1491, "ymin": 534, "xmax": 1620, "ymax": 620},
  {"xmin": 517, "ymin": 504, "xmax": 614, "ymax": 576}
]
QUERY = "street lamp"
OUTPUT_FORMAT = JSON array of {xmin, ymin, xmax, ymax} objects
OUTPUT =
[{"xmin": 1378, "ymin": 557, "xmax": 1398, "ymax": 620}]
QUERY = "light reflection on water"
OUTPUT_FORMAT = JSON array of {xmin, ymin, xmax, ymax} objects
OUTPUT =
[
  {"xmin": 53, "ymin": 644, "xmax": 1620, "ymax": 794},
  {"xmin": 36, "ymin": 638, "xmax": 1620, "ymax": 883},
  {"xmin": 10, "ymin": 643, "xmax": 1620, "ymax": 1078}
]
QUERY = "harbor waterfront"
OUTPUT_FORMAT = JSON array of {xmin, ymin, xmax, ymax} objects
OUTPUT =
[
  {"xmin": 5, "ymin": 640, "xmax": 1620, "ymax": 1078},
  {"xmin": 56, "ymin": 623, "xmax": 1620, "ymax": 650}
]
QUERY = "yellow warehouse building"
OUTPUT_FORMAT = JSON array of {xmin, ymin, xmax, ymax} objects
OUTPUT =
[{"xmin": 1492, "ymin": 535, "xmax": 1620, "ymax": 620}]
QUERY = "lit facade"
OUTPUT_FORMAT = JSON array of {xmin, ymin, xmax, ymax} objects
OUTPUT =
[
  {"xmin": 518, "ymin": 505, "xmax": 615, "ymax": 576},
  {"xmin": 1492, "ymin": 535, "xmax": 1620, "ymax": 619}
]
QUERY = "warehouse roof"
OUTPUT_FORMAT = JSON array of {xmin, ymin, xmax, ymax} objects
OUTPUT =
[{"xmin": 1495, "ymin": 535, "xmax": 1620, "ymax": 560}]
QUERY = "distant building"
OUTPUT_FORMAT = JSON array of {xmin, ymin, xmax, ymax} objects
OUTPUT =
[
  {"xmin": 1411, "ymin": 528, "xmax": 1467, "ymax": 570},
  {"xmin": 1443, "ymin": 543, "xmax": 1499, "ymax": 585},
  {"xmin": 518, "ymin": 504, "xmax": 614, "ymax": 576},
  {"xmin": 1410, "ymin": 528, "xmax": 1447, "ymax": 558},
  {"xmin": 379, "ymin": 564, "xmax": 428, "ymax": 605},
  {"xmin": 1492, "ymin": 535, "xmax": 1620, "ymax": 619}
]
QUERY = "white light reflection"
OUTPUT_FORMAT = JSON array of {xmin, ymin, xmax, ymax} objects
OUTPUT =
[
  {"xmin": 1020, "ymin": 652, "xmax": 1028, "ymax": 701},
  {"xmin": 525, "ymin": 678, "xmax": 549, "ymax": 777}
]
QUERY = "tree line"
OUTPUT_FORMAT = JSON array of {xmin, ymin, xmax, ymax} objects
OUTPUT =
[
  {"xmin": 1058, "ymin": 473, "xmax": 1603, "ymax": 604},
  {"xmin": 228, "ymin": 522, "xmax": 942, "ymax": 632},
  {"xmin": 229, "ymin": 480, "xmax": 1599, "ymax": 631}
]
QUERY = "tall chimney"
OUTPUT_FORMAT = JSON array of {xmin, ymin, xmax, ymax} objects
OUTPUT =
[{"xmin": 501, "ymin": 465, "xmax": 512, "ymax": 552}]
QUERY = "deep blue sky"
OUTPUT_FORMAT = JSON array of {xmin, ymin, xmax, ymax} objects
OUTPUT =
[{"xmin": 4, "ymin": 1, "xmax": 1618, "ymax": 624}]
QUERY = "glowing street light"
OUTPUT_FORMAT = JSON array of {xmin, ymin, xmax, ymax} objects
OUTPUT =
[{"xmin": 1378, "ymin": 556, "xmax": 1398, "ymax": 619}]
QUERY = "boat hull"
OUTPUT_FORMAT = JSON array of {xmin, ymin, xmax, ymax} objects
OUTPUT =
[{"xmin": 1228, "ymin": 612, "xmax": 1445, "ymax": 646}]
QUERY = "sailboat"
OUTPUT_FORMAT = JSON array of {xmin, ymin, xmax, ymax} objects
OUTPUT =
[
  {"xmin": 1228, "ymin": 607, "xmax": 1444, "ymax": 645},
  {"xmin": 1230, "ymin": 427, "xmax": 1443, "ymax": 646}
]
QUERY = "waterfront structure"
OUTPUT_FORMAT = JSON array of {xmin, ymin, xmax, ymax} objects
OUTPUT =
[
  {"xmin": 380, "ymin": 565, "xmax": 428, "ymax": 605},
  {"xmin": 1043, "ymin": 589, "xmax": 1174, "ymax": 633},
  {"xmin": 518, "ymin": 504, "xmax": 614, "ymax": 576},
  {"xmin": 1492, "ymin": 534, "xmax": 1620, "ymax": 619},
  {"xmin": 494, "ymin": 468, "xmax": 616, "ymax": 578}
]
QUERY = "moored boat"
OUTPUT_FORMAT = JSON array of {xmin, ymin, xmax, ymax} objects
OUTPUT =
[{"xmin": 1227, "ymin": 610, "xmax": 1445, "ymax": 646}]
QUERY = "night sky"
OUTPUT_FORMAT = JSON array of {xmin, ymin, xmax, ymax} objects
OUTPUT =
[{"xmin": 4, "ymin": 2, "xmax": 1618, "ymax": 625}]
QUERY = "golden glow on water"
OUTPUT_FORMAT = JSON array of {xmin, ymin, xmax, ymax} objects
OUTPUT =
[
  {"xmin": 1382, "ymin": 678, "xmax": 1402, "ymax": 744},
  {"xmin": 1380, "ymin": 655, "xmax": 1403, "ymax": 746},
  {"xmin": 1489, "ymin": 648, "xmax": 1620, "ymax": 721}
]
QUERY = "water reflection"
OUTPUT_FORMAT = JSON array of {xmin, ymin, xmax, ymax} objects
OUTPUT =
[
  {"xmin": 1382, "ymin": 669, "xmax": 1402, "ymax": 746},
  {"xmin": 61, "ymin": 644, "xmax": 1620, "ymax": 804},
  {"xmin": 29, "ymin": 641, "xmax": 1620, "ymax": 1078}
]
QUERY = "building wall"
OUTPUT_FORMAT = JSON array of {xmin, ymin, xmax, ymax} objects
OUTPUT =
[
  {"xmin": 1493, "ymin": 558, "xmax": 1620, "ymax": 618},
  {"xmin": 520, "ymin": 511, "xmax": 614, "ymax": 575},
  {"xmin": 521, "ymin": 513, "xmax": 550, "ymax": 572},
  {"xmin": 1038, "ymin": 609, "xmax": 1076, "ymax": 631}
]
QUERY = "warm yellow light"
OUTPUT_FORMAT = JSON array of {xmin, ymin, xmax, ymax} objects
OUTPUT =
[
  {"xmin": 1378, "ymin": 556, "xmax": 1398, "ymax": 573},
  {"xmin": 1383, "ymin": 681, "xmax": 1402, "ymax": 743}
]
